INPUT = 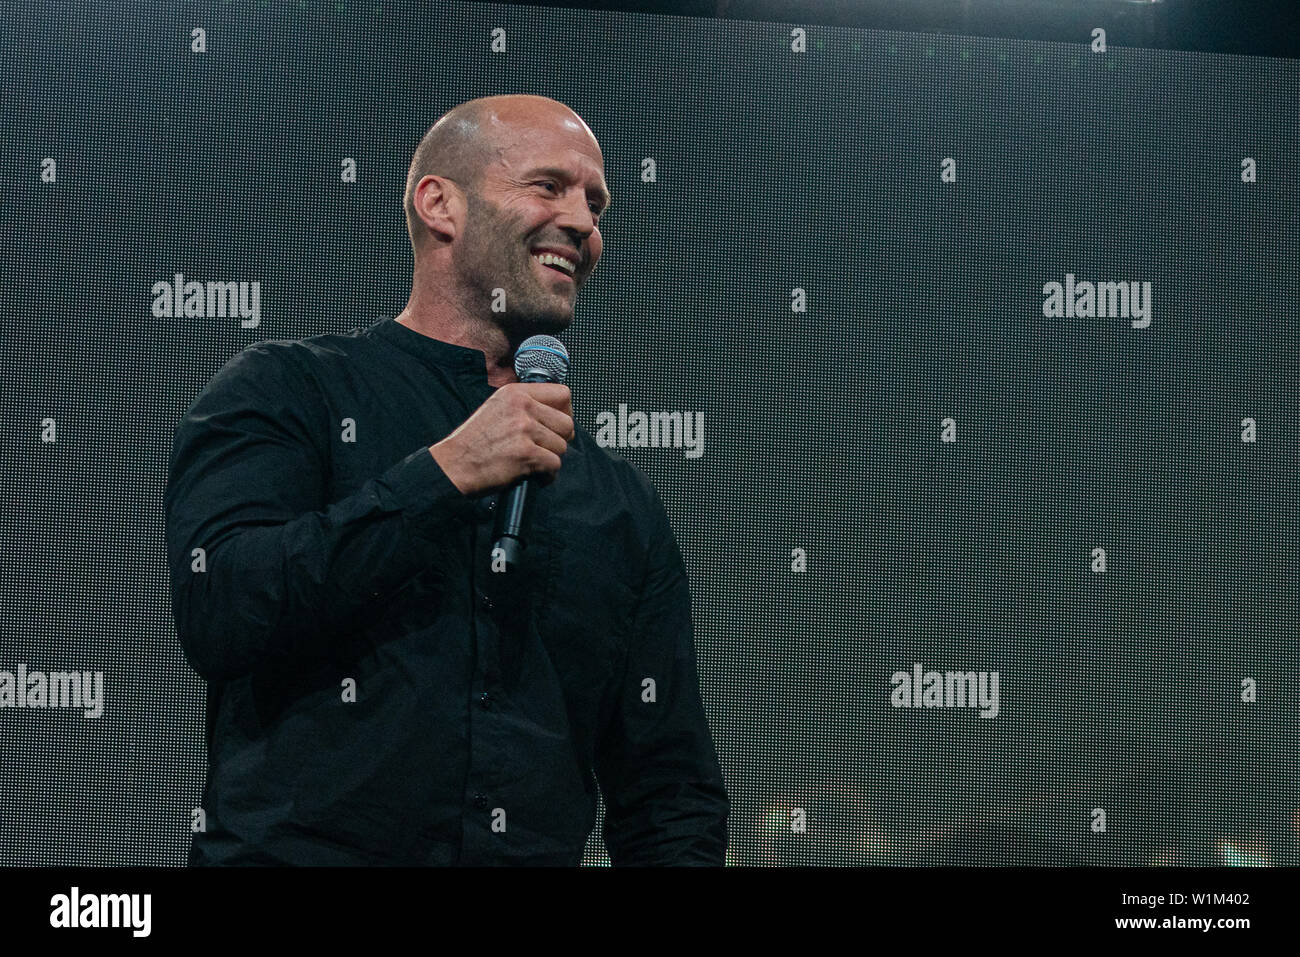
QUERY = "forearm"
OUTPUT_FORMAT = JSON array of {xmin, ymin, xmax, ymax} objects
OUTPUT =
[{"xmin": 168, "ymin": 445, "xmax": 475, "ymax": 683}]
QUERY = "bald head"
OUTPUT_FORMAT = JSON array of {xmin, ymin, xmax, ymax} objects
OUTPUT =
[
  {"xmin": 403, "ymin": 94, "xmax": 604, "ymax": 255},
  {"xmin": 397, "ymin": 95, "xmax": 609, "ymax": 352}
]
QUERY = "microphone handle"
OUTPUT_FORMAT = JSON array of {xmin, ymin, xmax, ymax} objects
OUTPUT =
[
  {"xmin": 490, "ymin": 370, "xmax": 555, "ymax": 569},
  {"xmin": 492, "ymin": 474, "xmax": 532, "ymax": 569}
]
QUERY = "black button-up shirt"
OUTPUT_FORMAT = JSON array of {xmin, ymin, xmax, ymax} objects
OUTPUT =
[{"xmin": 164, "ymin": 316, "xmax": 729, "ymax": 865}]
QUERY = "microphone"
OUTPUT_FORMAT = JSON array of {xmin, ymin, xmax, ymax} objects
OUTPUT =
[{"xmin": 491, "ymin": 334, "xmax": 570, "ymax": 571}]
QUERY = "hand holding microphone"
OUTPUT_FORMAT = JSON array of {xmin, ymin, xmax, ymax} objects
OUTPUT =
[{"xmin": 428, "ymin": 336, "xmax": 572, "ymax": 569}]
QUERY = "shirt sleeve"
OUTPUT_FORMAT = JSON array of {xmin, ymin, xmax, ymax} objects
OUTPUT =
[
  {"xmin": 593, "ymin": 484, "xmax": 730, "ymax": 866},
  {"xmin": 164, "ymin": 342, "xmax": 479, "ymax": 684}
]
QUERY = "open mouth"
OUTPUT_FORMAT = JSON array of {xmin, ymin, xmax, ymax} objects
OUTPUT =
[{"xmin": 531, "ymin": 251, "xmax": 577, "ymax": 282}]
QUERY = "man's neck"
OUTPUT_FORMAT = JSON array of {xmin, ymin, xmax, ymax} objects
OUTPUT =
[{"xmin": 394, "ymin": 305, "xmax": 519, "ymax": 388}]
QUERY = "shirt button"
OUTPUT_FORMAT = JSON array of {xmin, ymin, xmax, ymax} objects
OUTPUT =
[
  {"xmin": 478, "ymin": 691, "xmax": 491, "ymax": 709},
  {"xmin": 479, "ymin": 592, "xmax": 495, "ymax": 611},
  {"xmin": 473, "ymin": 792, "xmax": 488, "ymax": 809}
]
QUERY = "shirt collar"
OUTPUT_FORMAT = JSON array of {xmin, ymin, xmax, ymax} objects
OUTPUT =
[{"xmin": 368, "ymin": 316, "xmax": 489, "ymax": 378}]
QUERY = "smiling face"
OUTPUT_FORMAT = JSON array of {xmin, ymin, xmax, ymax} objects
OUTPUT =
[{"xmin": 450, "ymin": 107, "xmax": 610, "ymax": 340}]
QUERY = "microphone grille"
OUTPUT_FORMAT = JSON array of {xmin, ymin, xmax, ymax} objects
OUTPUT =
[{"xmin": 513, "ymin": 335, "xmax": 570, "ymax": 383}]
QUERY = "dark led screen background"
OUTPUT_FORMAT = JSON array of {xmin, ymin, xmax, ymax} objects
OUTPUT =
[{"xmin": 2, "ymin": 0, "xmax": 1297, "ymax": 866}]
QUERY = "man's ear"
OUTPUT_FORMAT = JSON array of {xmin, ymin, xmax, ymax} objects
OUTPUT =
[{"xmin": 416, "ymin": 175, "xmax": 462, "ymax": 243}]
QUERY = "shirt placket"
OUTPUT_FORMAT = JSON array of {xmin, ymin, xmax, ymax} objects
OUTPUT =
[{"xmin": 456, "ymin": 370, "xmax": 510, "ymax": 864}]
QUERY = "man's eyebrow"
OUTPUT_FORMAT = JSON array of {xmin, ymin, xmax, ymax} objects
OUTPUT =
[{"xmin": 529, "ymin": 166, "xmax": 612, "ymax": 210}]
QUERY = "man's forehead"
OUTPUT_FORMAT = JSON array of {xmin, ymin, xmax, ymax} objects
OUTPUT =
[
  {"xmin": 491, "ymin": 104, "xmax": 593, "ymax": 137},
  {"xmin": 494, "ymin": 121, "xmax": 602, "ymax": 164}
]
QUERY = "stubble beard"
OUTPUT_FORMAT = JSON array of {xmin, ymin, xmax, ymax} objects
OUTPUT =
[{"xmin": 458, "ymin": 196, "xmax": 575, "ymax": 343}]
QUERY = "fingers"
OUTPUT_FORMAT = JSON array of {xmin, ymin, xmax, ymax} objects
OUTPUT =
[
  {"xmin": 523, "ymin": 383, "xmax": 573, "ymax": 419},
  {"xmin": 530, "ymin": 395, "xmax": 576, "ymax": 442}
]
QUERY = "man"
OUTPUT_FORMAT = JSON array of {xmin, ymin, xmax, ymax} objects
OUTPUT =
[{"xmin": 164, "ymin": 94, "xmax": 729, "ymax": 865}]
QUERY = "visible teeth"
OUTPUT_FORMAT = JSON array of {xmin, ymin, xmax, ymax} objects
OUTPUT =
[{"xmin": 532, "ymin": 252, "xmax": 576, "ymax": 275}]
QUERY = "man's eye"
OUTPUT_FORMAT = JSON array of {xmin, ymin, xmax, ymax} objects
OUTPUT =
[{"xmin": 537, "ymin": 181, "xmax": 603, "ymax": 218}]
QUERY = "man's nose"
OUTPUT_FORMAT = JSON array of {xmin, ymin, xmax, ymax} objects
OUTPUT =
[{"xmin": 553, "ymin": 193, "xmax": 599, "ymax": 233}]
